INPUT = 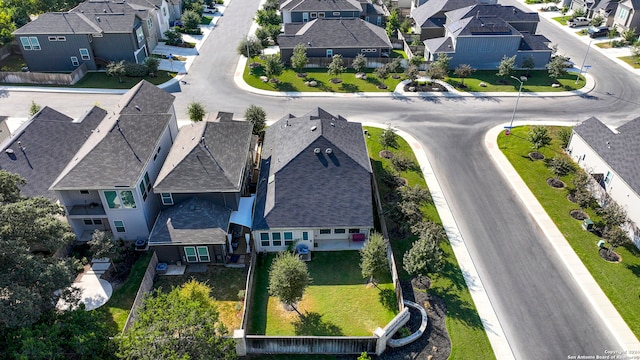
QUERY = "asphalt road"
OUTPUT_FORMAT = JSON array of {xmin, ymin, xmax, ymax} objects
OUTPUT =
[{"xmin": 1, "ymin": 0, "xmax": 638, "ymax": 358}]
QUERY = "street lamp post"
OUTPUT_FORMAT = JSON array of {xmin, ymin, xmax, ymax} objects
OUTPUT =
[
  {"xmin": 507, "ymin": 75, "xmax": 524, "ymax": 132},
  {"xmin": 576, "ymin": 40, "xmax": 593, "ymax": 84}
]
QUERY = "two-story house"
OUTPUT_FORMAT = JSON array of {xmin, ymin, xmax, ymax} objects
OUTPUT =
[
  {"xmin": 280, "ymin": 0, "xmax": 387, "ymax": 26},
  {"xmin": 49, "ymin": 80, "xmax": 178, "ymax": 241},
  {"xmin": 420, "ymin": 3, "xmax": 552, "ymax": 69},
  {"xmin": 13, "ymin": 0, "xmax": 170, "ymax": 72},
  {"xmin": 612, "ymin": 0, "xmax": 640, "ymax": 31},
  {"xmin": 149, "ymin": 117, "xmax": 258, "ymax": 265},
  {"xmin": 252, "ymin": 108, "xmax": 374, "ymax": 255},
  {"xmin": 567, "ymin": 116, "xmax": 640, "ymax": 248}
]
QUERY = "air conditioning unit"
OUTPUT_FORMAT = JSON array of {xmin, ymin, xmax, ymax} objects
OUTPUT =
[
  {"xmin": 325, "ymin": 148, "xmax": 332, "ymax": 154},
  {"xmin": 314, "ymin": 148, "xmax": 321, "ymax": 154}
]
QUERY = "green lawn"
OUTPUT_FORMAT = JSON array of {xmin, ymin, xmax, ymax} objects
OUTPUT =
[
  {"xmin": 552, "ymin": 16, "xmax": 570, "ymax": 25},
  {"xmin": 201, "ymin": 15, "xmax": 213, "ymax": 25},
  {"xmin": 243, "ymin": 62, "xmax": 404, "ymax": 93},
  {"xmin": 446, "ymin": 70, "xmax": 586, "ymax": 92},
  {"xmin": 73, "ymin": 71, "xmax": 176, "ymax": 88},
  {"xmin": 153, "ymin": 265, "xmax": 247, "ymax": 331},
  {"xmin": 0, "ymin": 54, "xmax": 27, "ymax": 71},
  {"xmin": 103, "ymin": 252, "xmax": 152, "ymax": 332},
  {"xmin": 498, "ymin": 126, "xmax": 640, "ymax": 338},
  {"xmin": 365, "ymin": 127, "xmax": 495, "ymax": 359},
  {"xmin": 619, "ymin": 56, "xmax": 640, "ymax": 69},
  {"xmin": 249, "ymin": 251, "xmax": 397, "ymax": 336}
]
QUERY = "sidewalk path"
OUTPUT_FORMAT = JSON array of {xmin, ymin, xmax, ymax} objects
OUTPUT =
[{"xmin": 484, "ymin": 121, "xmax": 640, "ymax": 352}]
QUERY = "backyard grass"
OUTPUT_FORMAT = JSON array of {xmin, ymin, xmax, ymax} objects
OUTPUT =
[
  {"xmin": 104, "ymin": 252, "xmax": 152, "ymax": 332},
  {"xmin": 153, "ymin": 266, "xmax": 247, "ymax": 332},
  {"xmin": 619, "ymin": 56, "xmax": 640, "ymax": 69},
  {"xmin": 0, "ymin": 54, "xmax": 27, "ymax": 71},
  {"xmin": 243, "ymin": 61, "xmax": 404, "ymax": 93},
  {"xmin": 498, "ymin": 126, "xmax": 640, "ymax": 338},
  {"xmin": 249, "ymin": 251, "xmax": 397, "ymax": 336},
  {"xmin": 365, "ymin": 126, "xmax": 495, "ymax": 359},
  {"xmin": 73, "ymin": 71, "xmax": 176, "ymax": 88},
  {"xmin": 446, "ymin": 70, "xmax": 586, "ymax": 92}
]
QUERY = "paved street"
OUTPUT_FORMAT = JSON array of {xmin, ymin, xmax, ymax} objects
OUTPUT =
[{"xmin": 1, "ymin": 0, "xmax": 639, "ymax": 358}]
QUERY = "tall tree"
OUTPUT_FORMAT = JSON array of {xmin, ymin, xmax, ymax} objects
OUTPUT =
[
  {"xmin": 385, "ymin": 8, "xmax": 399, "ymax": 37},
  {"xmin": 597, "ymin": 201, "xmax": 628, "ymax": 230},
  {"xmin": 88, "ymin": 230, "xmax": 127, "ymax": 265},
  {"xmin": 255, "ymin": 9, "xmax": 280, "ymax": 26},
  {"xmin": 236, "ymin": 37, "xmax": 263, "ymax": 59},
  {"xmin": 268, "ymin": 252, "xmax": 311, "ymax": 316},
  {"xmin": 106, "ymin": 60, "xmax": 126, "ymax": 83},
  {"xmin": 144, "ymin": 56, "xmax": 160, "ymax": 77},
  {"xmin": 403, "ymin": 232, "xmax": 443, "ymax": 288},
  {"xmin": 0, "ymin": 8, "xmax": 16, "ymax": 46},
  {"xmin": 427, "ymin": 53, "xmax": 450, "ymax": 80},
  {"xmin": 546, "ymin": 55, "xmax": 570, "ymax": 79},
  {"xmin": 453, "ymin": 64, "xmax": 474, "ymax": 87},
  {"xmin": 352, "ymin": 53, "xmax": 367, "ymax": 74},
  {"xmin": 264, "ymin": 54, "xmax": 283, "ymax": 81},
  {"xmin": 379, "ymin": 124, "xmax": 398, "ymax": 149},
  {"xmin": 291, "ymin": 43, "xmax": 309, "ymax": 74},
  {"xmin": 327, "ymin": 54, "xmax": 346, "ymax": 79},
  {"xmin": 181, "ymin": 9, "xmax": 201, "ymax": 31},
  {"xmin": 404, "ymin": 64, "xmax": 419, "ymax": 82},
  {"xmin": 187, "ymin": 101, "xmax": 206, "ymax": 122},
  {"xmin": 0, "ymin": 169, "xmax": 25, "ymax": 204},
  {"xmin": 547, "ymin": 157, "xmax": 575, "ymax": 179},
  {"xmin": 603, "ymin": 226, "xmax": 630, "ymax": 256},
  {"xmin": 244, "ymin": 104, "xmax": 267, "ymax": 135},
  {"xmin": 359, "ymin": 232, "xmax": 389, "ymax": 286},
  {"xmin": 375, "ymin": 63, "xmax": 390, "ymax": 84},
  {"xmin": 496, "ymin": 55, "xmax": 516, "ymax": 78},
  {"xmin": 521, "ymin": 56, "xmax": 535, "ymax": 76},
  {"xmin": 116, "ymin": 280, "xmax": 236, "ymax": 360},
  {"xmin": 527, "ymin": 126, "xmax": 552, "ymax": 152}
]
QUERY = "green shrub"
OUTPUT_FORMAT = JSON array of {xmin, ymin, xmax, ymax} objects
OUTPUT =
[{"xmin": 124, "ymin": 62, "xmax": 149, "ymax": 77}]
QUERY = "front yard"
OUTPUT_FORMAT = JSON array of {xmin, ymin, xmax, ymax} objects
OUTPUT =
[
  {"xmin": 365, "ymin": 127, "xmax": 495, "ymax": 359},
  {"xmin": 153, "ymin": 265, "xmax": 247, "ymax": 332},
  {"xmin": 248, "ymin": 251, "xmax": 397, "ymax": 336},
  {"xmin": 446, "ymin": 70, "xmax": 586, "ymax": 92},
  {"xmin": 498, "ymin": 126, "xmax": 640, "ymax": 337}
]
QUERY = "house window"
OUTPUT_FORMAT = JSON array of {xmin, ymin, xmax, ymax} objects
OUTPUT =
[
  {"xmin": 57, "ymin": 36, "xmax": 66, "ymax": 41},
  {"xmin": 153, "ymin": 146, "xmax": 161, "ymax": 161},
  {"xmin": 83, "ymin": 219, "xmax": 103, "ymax": 225},
  {"xmin": 139, "ymin": 181, "xmax": 147, "ymax": 201},
  {"xmin": 349, "ymin": 228, "xmax": 360, "ymax": 234},
  {"xmin": 604, "ymin": 171, "xmax": 613, "ymax": 184},
  {"xmin": 320, "ymin": 229, "xmax": 331, "ymax": 234},
  {"xmin": 93, "ymin": 219, "xmax": 103, "ymax": 225},
  {"xmin": 147, "ymin": 18, "xmax": 153, "ymax": 30},
  {"xmin": 114, "ymin": 220, "xmax": 126, "ymax": 233},
  {"xmin": 80, "ymin": 190, "xmax": 89, "ymax": 194},
  {"xmin": 371, "ymin": 48, "xmax": 377, "ymax": 52},
  {"xmin": 71, "ymin": 57, "xmax": 79, "ymax": 66},
  {"xmin": 48, "ymin": 36, "xmax": 57, "ymax": 41},
  {"xmin": 318, "ymin": 12, "xmax": 325, "ymax": 18},
  {"xmin": 136, "ymin": 26, "xmax": 145, "ymax": 46},
  {"xmin": 311, "ymin": 12, "xmax": 317, "ymax": 18},
  {"xmin": 83, "ymin": 219, "xmax": 93, "ymax": 225},
  {"xmin": 161, "ymin": 193, "xmax": 174, "ymax": 205},
  {"xmin": 617, "ymin": 7, "xmax": 629, "ymax": 20},
  {"xmin": 104, "ymin": 191, "xmax": 121, "ymax": 209},
  {"xmin": 20, "ymin": 37, "xmax": 40, "ymax": 50},
  {"xmin": 260, "ymin": 232, "xmax": 270, "ymax": 247},
  {"xmin": 365, "ymin": 16, "xmax": 370, "ymax": 22},
  {"xmin": 284, "ymin": 232, "xmax": 293, "ymax": 245},
  {"xmin": 163, "ymin": 6, "xmax": 167, "ymax": 16},
  {"xmin": 197, "ymin": 246, "xmax": 210, "ymax": 262},
  {"xmin": 79, "ymin": 48, "xmax": 90, "ymax": 60},
  {"xmin": 326, "ymin": 49, "xmax": 333, "ymax": 58},
  {"xmin": 272, "ymin": 232, "xmax": 282, "ymax": 246},
  {"xmin": 303, "ymin": 12, "xmax": 309, "ymax": 22},
  {"xmin": 333, "ymin": 11, "xmax": 340, "ymax": 16},
  {"xmin": 334, "ymin": 229, "xmax": 346, "ymax": 234},
  {"xmin": 303, "ymin": 231, "xmax": 309, "ymax": 240},
  {"xmin": 144, "ymin": 172, "xmax": 152, "ymax": 191},
  {"xmin": 377, "ymin": 16, "xmax": 381, "ymax": 26},
  {"xmin": 120, "ymin": 190, "xmax": 136, "ymax": 208},
  {"xmin": 184, "ymin": 247, "xmax": 198, "ymax": 262}
]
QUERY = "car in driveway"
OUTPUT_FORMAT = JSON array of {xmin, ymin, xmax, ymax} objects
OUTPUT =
[
  {"xmin": 568, "ymin": 17, "xmax": 590, "ymax": 27},
  {"xmin": 588, "ymin": 25, "xmax": 609, "ymax": 38}
]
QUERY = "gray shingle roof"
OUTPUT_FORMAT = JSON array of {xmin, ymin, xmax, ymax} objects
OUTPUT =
[
  {"xmin": 149, "ymin": 197, "xmax": 230, "ymax": 246},
  {"xmin": 424, "ymin": 36, "xmax": 454, "ymax": 53},
  {"xmin": 281, "ymin": 0, "xmax": 362, "ymax": 12},
  {"xmin": 446, "ymin": 4, "xmax": 539, "ymax": 23},
  {"xmin": 0, "ymin": 106, "xmax": 106, "ymax": 200},
  {"xmin": 153, "ymin": 120, "xmax": 253, "ymax": 193},
  {"xmin": 278, "ymin": 18, "xmax": 391, "ymax": 49},
  {"xmin": 574, "ymin": 116, "xmax": 640, "ymax": 195},
  {"xmin": 411, "ymin": 0, "xmax": 477, "ymax": 28},
  {"xmin": 519, "ymin": 33, "xmax": 550, "ymax": 50},
  {"xmin": 253, "ymin": 108, "xmax": 374, "ymax": 230},
  {"xmin": 50, "ymin": 80, "xmax": 175, "ymax": 190},
  {"xmin": 452, "ymin": 17, "xmax": 517, "ymax": 36}
]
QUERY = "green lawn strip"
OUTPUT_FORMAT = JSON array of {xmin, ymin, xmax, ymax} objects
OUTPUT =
[
  {"xmin": 153, "ymin": 266, "xmax": 247, "ymax": 332},
  {"xmin": 201, "ymin": 16, "xmax": 213, "ymax": 25},
  {"xmin": 73, "ymin": 72, "xmax": 176, "ymax": 88},
  {"xmin": 105, "ymin": 252, "xmax": 152, "ymax": 332},
  {"xmin": 446, "ymin": 70, "xmax": 585, "ymax": 92},
  {"xmin": 249, "ymin": 251, "xmax": 396, "ymax": 336},
  {"xmin": 498, "ymin": 126, "xmax": 640, "ymax": 337},
  {"xmin": 392, "ymin": 49, "xmax": 407, "ymax": 58},
  {"xmin": 619, "ymin": 56, "xmax": 640, "ymax": 69},
  {"xmin": 365, "ymin": 126, "xmax": 495, "ymax": 359},
  {"xmin": 243, "ymin": 60, "xmax": 403, "ymax": 93},
  {"xmin": 552, "ymin": 16, "xmax": 570, "ymax": 25}
]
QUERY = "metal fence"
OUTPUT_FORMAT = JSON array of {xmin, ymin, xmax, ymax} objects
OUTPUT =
[
  {"xmin": 0, "ymin": 63, "xmax": 87, "ymax": 85},
  {"xmin": 245, "ymin": 335, "xmax": 378, "ymax": 354},
  {"xmin": 122, "ymin": 251, "xmax": 158, "ymax": 333}
]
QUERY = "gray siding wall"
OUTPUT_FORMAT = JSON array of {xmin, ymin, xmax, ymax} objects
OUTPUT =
[
  {"xmin": 517, "ymin": 50, "xmax": 552, "ymax": 69},
  {"xmin": 168, "ymin": 192, "xmax": 241, "ymax": 211},
  {"xmin": 445, "ymin": 35, "xmax": 521, "ymax": 69},
  {"xmin": 19, "ymin": 34, "xmax": 95, "ymax": 72},
  {"xmin": 153, "ymin": 244, "xmax": 226, "ymax": 264},
  {"xmin": 92, "ymin": 33, "xmax": 140, "ymax": 65},
  {"xmin": 289, "ymin": 10, "xmax": 360, "ymax": 22}
]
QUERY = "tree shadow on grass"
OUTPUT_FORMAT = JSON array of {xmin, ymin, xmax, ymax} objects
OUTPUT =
[
  {"xmin": 378, "ymin": 288, "xmax": 398, "ymax": 312},
  {"xmin": 293, "ymin": 312, "xmax": 344, "ymax": 336},
  {"xmin": 625, "ymin": 264, "xmax": 640, "ymax": 278},
  {"xmin": 340, "ymin": 83, "xmax": 360, "ymax": 93},
  {"xmin": 437, "ymin": 253, "xmax": 467, "ymax": 292},
  {"xmin": 273, "ymin": 82, "xmax": 297, "ymax": 92},
  {"xmin": 429, "ymin": 286, "xmax": 484, "ymax": 330}
]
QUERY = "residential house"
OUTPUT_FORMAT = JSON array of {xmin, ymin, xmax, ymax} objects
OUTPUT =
[
  {"xmin": 0, "ymin": 117, "xmax": 10, "ymax": 144},
  {"xmin": 570, "ymin": 0, "xmax": 619, "ymax": 25},
  {"xmin": 411, "ymin": 0, "xmax": 491, "ymax": 41},
  {"xmin": 149, "ymin": 118, "xmax": 258, "ymax": 265},
  {"xmin": 13, "ymin": 0, "xmax": 168, "ymax": 72},
  {"xmin": 612, "ymin": 0, "xmax": 640, "ymax": 31},
  {"xmin": 167, "ymin": 0, "xmax": 184, "ymax": 23},
  {"xmin": 278, "ymin": 18, "xmax": 392, "ymax": 63},
  {"xmin": 252, "ymin": 108, "xmax": 374, "ymax": 254},
  {"xmin": 567, "ymin": 116, "xmax": 640, "ymax": 248},
  {"xmin": 0, "ymin": 107, "xmax": 105, "ymax": 201},
  {"xmin": 50, "ymin": 80, "xmax": 178, "ymax": 241},
  {"xmin": 421, "ymin": 4, "xmax": 552, "ymax": 69},
  {"xmin": 280, "ymin": 0, "xmax": 387, "ymax": 26}
]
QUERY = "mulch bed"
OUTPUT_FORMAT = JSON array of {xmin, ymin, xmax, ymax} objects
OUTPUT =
[
  {"xmin": 547, "ymin": 178, "xmax": 566, "ymax": 188},
  {"xmin": 599, "ymin": 248, "xmax": 621, "ymax": 263},
  {"xmin": 570, "ymin": 209, "xmax": 589, "ymax": 220},
  {"xmin": 379, "ymin": 150, "xmax": 394, "ymax": 159},
  {"xmin": 403, "ymin": 82, "xmax": 448, "ymax": 92},
  {"xmin": 330, "ymin": 78, "xmax": 342, "ymax": 84},
  {"xmin": 529, "ymin": 152, "xmax": 545, "ymax": 160},
  {"xmin": 567, "ymin": 193, "xmax": 577, "ymax": 203}
]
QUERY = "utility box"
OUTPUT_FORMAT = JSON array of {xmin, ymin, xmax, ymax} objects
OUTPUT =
[{"xmin": 582, "ymin": 219, "xmax": 594, "ymax": 231}]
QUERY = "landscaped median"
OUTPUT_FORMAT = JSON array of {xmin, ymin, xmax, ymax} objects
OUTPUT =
[{"xmin": 497, "ymin": 126, "xmax": 640, "ymax": 338}]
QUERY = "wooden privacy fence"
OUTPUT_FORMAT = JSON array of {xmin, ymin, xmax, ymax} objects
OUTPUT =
[
  {"xmin": 240, "ymin": 249, "xmax": 257, "ymax": 330},
  {"xmin": 122, "ymin": 251, "xmax": 158, "ymax": 333},
  {"xmin": 303, "ymin": 57, "xmax": 398, "ymax": 69},
  {"xmin": 244, "ymin": 335, "xmax": 377, "ymax": 354},
  {"xmin": 0, "ymin": 63, "xmax": 87, "ymax": 85}
]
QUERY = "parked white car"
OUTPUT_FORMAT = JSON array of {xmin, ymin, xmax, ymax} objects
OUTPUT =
[{"xmin": 568, "ymin": 17, "xmax": 590, "ymax": 27}]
